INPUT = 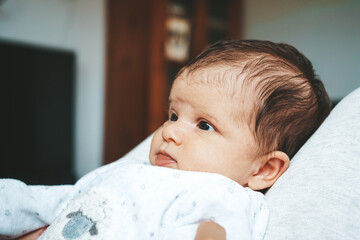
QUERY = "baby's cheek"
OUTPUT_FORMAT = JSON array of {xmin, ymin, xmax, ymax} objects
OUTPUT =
[
  {"xmin": 149, "ymin": 156, "xmax": 156, "ymax": 166},
  {"xmin": 149, "ymin": 133, "xmax": 161, "ymax": 160},
  {"xmin": 148, "ymin": 148, "xmax": 155, "ymax": 165}
]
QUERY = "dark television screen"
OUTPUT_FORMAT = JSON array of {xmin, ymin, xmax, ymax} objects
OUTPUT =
[{"xmin": 0, "ymin": 39, "xmax": 75, "ymax": 184}]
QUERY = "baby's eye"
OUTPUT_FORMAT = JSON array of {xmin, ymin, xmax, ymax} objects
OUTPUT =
[
  {"xmin": 198, "ymin": 121, "xmax": 215, "ymax": 131},
  {"xmin": 170, "ymin": 113, "xmax": 178, "ymax": 121}
]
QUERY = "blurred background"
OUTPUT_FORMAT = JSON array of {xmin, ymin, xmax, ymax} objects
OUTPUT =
[{"xmin": 0, "ymin": 0, "xmax": 359, "ymax": 184}]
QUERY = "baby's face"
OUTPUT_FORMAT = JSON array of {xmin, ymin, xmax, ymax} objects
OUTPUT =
[{"xmin": 149, "ymin": 73, "xmax": 260, "ymax": 186}]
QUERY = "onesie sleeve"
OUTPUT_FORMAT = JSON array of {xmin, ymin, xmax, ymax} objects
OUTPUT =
[
  {"xmin": 0, "ymin": 159, "xmax": 136, "ymax": 239},
  {"xmin": 0, "ymin": 179, "xmax": 75, "ymax": 239}
]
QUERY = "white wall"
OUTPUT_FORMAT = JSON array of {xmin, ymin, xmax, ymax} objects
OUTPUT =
[
  {"xmin": 244, "ymin": 0, "xmax": 360, "ymax": 100},
  {"xmin": 0, "ymin": 0, "xmax": 105, "ymax": 178},
  {"xmin": 2, "ymin": 0, "xmax": 359, "ymax": 178}
]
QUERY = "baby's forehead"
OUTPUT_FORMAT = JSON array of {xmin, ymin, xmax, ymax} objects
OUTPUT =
[
  {"xmin": 180, "ymin": 66, "xmax": 243, "ymax": 95},
  {"xmin": 179, "ymin": 65, "xmax": 259, "ymax": 103},
  {"xmin": 176, "ymin": 66, "xmax": 258, "ymax": 123}
]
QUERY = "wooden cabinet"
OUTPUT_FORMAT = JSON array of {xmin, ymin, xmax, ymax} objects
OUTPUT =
[{"xmin": 103, "ymin": 0, "xmax": 243, "ymax": 164}]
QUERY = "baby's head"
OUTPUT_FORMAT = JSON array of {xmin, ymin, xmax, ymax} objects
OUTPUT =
[{"xmin": 149, "ymin": 40, "xmax": 331, "ymax": 190}]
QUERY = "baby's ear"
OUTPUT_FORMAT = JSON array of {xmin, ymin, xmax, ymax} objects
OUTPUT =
[{"xmin": 247, "ymin": 151, "xmax": 290, "ymax": 191}]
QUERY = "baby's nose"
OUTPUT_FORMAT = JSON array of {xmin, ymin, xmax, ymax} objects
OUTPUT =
[{"xmin": 162, "ymin": 121, "xmax": 184, "ymax": 145}]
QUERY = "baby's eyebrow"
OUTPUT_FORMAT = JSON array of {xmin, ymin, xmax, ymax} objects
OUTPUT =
[{"xmin": 168, "ymin": 97, "xmax": 183, "ymax": 106}]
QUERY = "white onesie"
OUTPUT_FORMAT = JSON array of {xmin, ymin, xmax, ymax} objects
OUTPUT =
[{"xmin": 0, "ymin": 159, "xmax": 268, "ymax": 240}]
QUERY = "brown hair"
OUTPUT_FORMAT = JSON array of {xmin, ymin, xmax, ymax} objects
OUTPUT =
[{"xmin": 177, "ymin": 40, "xmax": 331, "ymax": 158}]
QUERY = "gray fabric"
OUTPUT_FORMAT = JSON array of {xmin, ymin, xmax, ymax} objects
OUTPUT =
[{"xmin": 265, "ymin": 87, "xmax": 360, "ymax": 240}]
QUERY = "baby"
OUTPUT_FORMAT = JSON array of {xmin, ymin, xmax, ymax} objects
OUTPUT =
[
  {"xmin": 151, "ymin": 39, "xmax": 331, "ymax": 189},
  {"xmin": 0, "ymin": 40, "xmax": 331, "ymax": 240}
]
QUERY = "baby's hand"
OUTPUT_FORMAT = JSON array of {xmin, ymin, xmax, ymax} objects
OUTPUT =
[
  {"xmin": 195, "ymin": 221, "xmax": 226, "ymax": 240},
  {"xmin": 18, "ymin": 226, "xmax": 48, "ymax": 240}
]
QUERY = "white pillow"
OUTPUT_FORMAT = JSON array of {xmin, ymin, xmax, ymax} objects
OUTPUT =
[
  {"xmin": 265, "ymin": 87, "xmax": 360, "ymax": 240},
  {"xmin": 122, "ymin": 133, "xmax": 153, "ymax": 165}
]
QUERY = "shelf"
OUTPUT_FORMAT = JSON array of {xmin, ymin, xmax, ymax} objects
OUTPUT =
[{"xmin": 103, "ymin": 0, "xmax": 243, "ymax": 164}]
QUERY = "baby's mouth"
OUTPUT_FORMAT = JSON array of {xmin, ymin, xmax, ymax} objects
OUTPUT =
[{"xmin": 155, "ymin": 151, "xmax": 177, "ymax": 167}]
